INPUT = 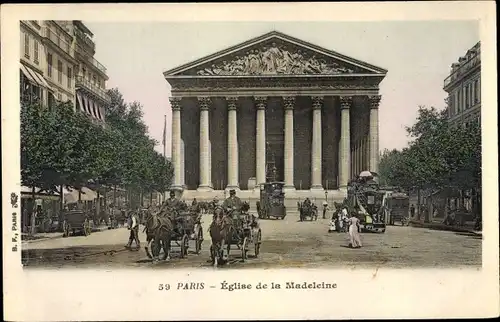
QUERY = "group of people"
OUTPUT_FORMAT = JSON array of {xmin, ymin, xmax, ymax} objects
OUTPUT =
[
  {"xmin": 124, "ymin": 189, "xmax": 248, "ymax": 249},
  {"xmin": 329, "ymin": 205, "xmax": 363, "ymax": 249},
  {"xmin": 125, "ymin": 190, "xmax": 183, "ymax": 250}
]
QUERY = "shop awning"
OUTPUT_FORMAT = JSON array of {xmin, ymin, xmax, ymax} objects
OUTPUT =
[
  {"xmin": 20, "ymin": 63, "xmax": 52, "ymax": 90},
  {"xmin": 88, "ymin": 98, "xmax": 98, "ymax": 119},
  {"xmin": 76, "ymin": 92, "xmax": 105, "ymax": 121},
  {"xmin": 64, "ymin": 187, "xmax": 100, "ymax": 204},
  {"xmin": 76, "ymin": 92, "xmax": 86, "ymax": 113}
]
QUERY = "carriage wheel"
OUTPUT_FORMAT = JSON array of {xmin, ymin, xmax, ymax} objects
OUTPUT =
[
  {"xmin": 241, "ymin": 237, "xmax": 248, "ymax": 262},
  {"xmin": 254, "ymin": 230, "xmax": 261, "ymax": 257},
  {"xmin": 180, "ymin": 234, "xmax": 189, "ymax": 258},
  {"xmin": 194, "ymin": 227, "xmax": 202, "ymax": 255},
  {"xmin": 62, "ymin": 220, "xmax": 69, "ymax": 237}
]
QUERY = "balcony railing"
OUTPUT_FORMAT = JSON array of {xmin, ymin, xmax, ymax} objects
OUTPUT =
[
  {"xmin": 76, "ymin": 75, "xmax": 111, "ymax": 104},
  {"xmin": 43, "ymin": 27, "xmax": 72, "ymax": 56},
  {"xmin": 444, "ymin": 52, "xmax": 481, "ymax": 88},
  {"xmin": 75, "ymin": 44, "xmax": 107, "ymax": 75},
  {"xmin": 75, "ymin": 27, "xmax": 96, "ymax": 51}
]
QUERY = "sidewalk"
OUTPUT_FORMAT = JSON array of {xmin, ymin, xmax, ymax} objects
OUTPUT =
[
  {"xmin": 409, "ymin": 219, "xmax": 482, "ymax": 236},
  {"xmin": 21, "ymin": 225, "xmax": 111, "ymax": 243}
]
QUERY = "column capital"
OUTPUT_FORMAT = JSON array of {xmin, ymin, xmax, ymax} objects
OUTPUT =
[
  {"xmin": 226, "ymin": 97, "xmax": 238, "ymax": 111},
  {"xmin": 283, "ymin": 96, "xmax": 296, "ymax": 110},
  {"xmin": 169, "ymin": 97, "xmax": 182, "ymax": 111},
  {"xmin": 369, "ymin": 95, "xmax": 382, "ymax": 109},
  {"xmin": 339, "ymin": 96, "xmax": 352, "ymax": 109},
  {"xmin": 311, "ymin": 96, "xmax": 324, "ymax": 110},
  {"xmin": 198, "ymin": 97, "xmax": 211, "ymax": 110},
  {"xmin": 254, "ymin": 96, "xmax": 267, "ymax": 110}
]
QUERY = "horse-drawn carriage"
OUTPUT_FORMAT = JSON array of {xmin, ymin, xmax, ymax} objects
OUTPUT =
[
  {"xmin": 108, "ymin": 208, "xmax": 128, "ymax": 229},
  {"xmin": 298, "ymin": 201, "xmax": 318, "ymax": 221},
  {"xmin": 209, "ymin": 203, "xmax": 262, "ymax": 266},
  {"xmin": 256, "ymin": 182, "xmax": 286, "ymax": 220},
  {"xmin": 347, "ymin": 172, "xmax": 386, "ymax": 233},
  {"xmin": 385, "ymin": 192, "xmax": 410, "ymax": 226},
  {"xmin": 145, "ymin": 205, "xmax": 203, "ymax": 261},
  {"xmin": 62, "ymin": 209, "xmax": 93, "ymax": 237}
]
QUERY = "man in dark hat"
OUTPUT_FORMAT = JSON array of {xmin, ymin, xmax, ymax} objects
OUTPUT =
[
  {"xmin": 165, "ymin": 190, "xmax": 180, "ymax": 209},
  {"xmin": 222, "ymin": 189, "xmax": 243, "ymax": 214}
]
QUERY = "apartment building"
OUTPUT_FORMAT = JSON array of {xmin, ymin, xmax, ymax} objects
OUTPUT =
[
  {"xmin": 443, "ymin": 41, "xmax": 481, "ymax": 128},
  {"xmin": 20, "ymin": 20, "xmax": 110, "ymax": 123}
]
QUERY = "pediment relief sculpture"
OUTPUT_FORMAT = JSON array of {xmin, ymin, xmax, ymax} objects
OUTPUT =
[{"xmin": 196, "ymin": 43, "xmax": 356, "ymax": 76}]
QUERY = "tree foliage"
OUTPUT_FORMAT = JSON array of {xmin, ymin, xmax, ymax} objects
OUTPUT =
[
  {"xmin": 379, "ymin": 106, "xmax": 481, "ymax": 191},
  {"xmin": 21, "ymin": 88, "xmax": 173, "ymax": 198}
]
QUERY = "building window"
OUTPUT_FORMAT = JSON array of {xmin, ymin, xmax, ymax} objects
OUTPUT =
[
  {"xmin": 47, "ymin": 53, "xmax": 53, "ymax": 77},
  {"xmin": 34, "ymin": 40, "xmax": 39, "ymax": 64},
  {"xmin": 24, "ymin": 33, "xmax": 30, "ymax": 59},
  {"xmin": 67, "ymin": 67, "xmax": 72, "ymax": 89},
  {"xmin": 464, "ymin": 85, "xmax": 469, "ymax": 109},
  {"xmin": 474, "ymin": 79, "xmax": 480, "ymax": 103},
  {"xmin": 58, "ymin": 60, "xmax": 63, "ymax": 84},
  {"xmin": 457, "ymin": 90, "xmax": 462, "ymax": 113},
  {"xmin": 92, "ymin": 75, "xmax": 97, "ymax": 85},
  {"xmin": 467, "ymin": 83, "xmax": 474, "ymax": 107}
]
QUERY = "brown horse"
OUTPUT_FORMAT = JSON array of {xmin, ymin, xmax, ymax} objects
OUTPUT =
[
  {"xmin": 209, "ymin": 206, "xmax": 234, "ymax": 267},
  {"xmin": 144, "ymin": 210, "xmax": 174, "ymax": 262}
]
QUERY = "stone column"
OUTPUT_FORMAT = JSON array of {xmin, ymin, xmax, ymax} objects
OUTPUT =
[
  {"xmin": 369, "ymin": 95, "xmax": 381, "ymax": 174},
  {"xmin": 311, "ymin": 96, "xmax": 324, "ymax": 190},
  {"xmin": 283, "ymin": 96, "xmax": 295, "ymax": 191},
  {"xmin": 339, "ymin": 96, "xmax": 352, "ymax": 189},
  {"xmin": 170, "ymin": 97, "xmax": 182, "ymax": 190},
  {"xmin": 180, "ymin": 139, "xmax": 185, "ymax": 188},
  {"xmin": 255, "ymin": 96, "xmax": 267, "ymax": 186},
  {"xmin": 198, "ymin": 97, "xmax": 212, "ymax": 191},
  {"xmin": 226, "ymin": 97, "xmax": 239, "ymax": 190}
]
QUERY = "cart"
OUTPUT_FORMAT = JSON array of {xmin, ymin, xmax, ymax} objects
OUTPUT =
[
  {"xmin": 298, "ymin": 202, "xmax": 318, "ymax": 221},
  {"xmin": 386, "ymin": 192, "xmax": 410, "ymax": 226},
  {"xmin": 62, "ymin": 210, "xmax": 92, "ymax": 237},
  {"xmin": 211, "ymin": 210, "xmax": 261, "ymax": 264},
  {"xmin": 170, "ymin": 210, "xmax": 204, "ymax": 258},
  {"xmin": 257, "ymin": 182, "xmax": 286, "ymax": 220}
]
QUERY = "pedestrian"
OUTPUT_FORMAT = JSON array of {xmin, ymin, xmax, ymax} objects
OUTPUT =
[
  {"xmin": 126, "ymin": 211, "xmax": 140, "ymax": 249},
  {"xmin": 347, "ymin": 214, "xmax": 362, "ymax": 248},
  {"xmin": 322, "ymin": 201, "xmax": 328, "ymax": 219},
  {"xmin": 410, "ymin": 204, "xmax": 415, "ymax": 218}
]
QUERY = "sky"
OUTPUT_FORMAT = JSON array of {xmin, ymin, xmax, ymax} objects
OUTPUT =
[{"xmin": 85, "ymin": 21, "xmax": 479, "ymax": 157}]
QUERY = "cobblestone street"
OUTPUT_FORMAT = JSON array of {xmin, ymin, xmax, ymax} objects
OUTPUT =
[{"xmin": 22, "ymin": 211, "xmax": 482, "ymax": 269}]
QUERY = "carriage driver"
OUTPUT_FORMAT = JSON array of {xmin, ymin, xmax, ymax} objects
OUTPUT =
[
  {"xmin": 222, "ymin": 189, "xmax": 243, "ymax": 215},
  {"xmin": 165, "ymin": 190, "xmax": 180, "ymax": 209}
]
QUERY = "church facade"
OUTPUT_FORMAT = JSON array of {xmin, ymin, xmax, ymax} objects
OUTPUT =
[{"xmin": 163, "ymin": 31, "xmax": 387, "ymax": 199}]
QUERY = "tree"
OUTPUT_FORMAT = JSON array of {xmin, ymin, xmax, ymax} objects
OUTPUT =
[{"xmin": 379, "ymin": 105, "xmax": 481, "ymax": 221}]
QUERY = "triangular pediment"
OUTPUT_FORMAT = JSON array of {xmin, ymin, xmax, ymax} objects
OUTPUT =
[{"xmin": 164, "ymin": 31, "xmax": 387, "ymax": 77}]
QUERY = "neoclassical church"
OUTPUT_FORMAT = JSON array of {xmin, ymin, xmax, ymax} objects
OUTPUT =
[{"xmin": 163, "ymin": 31, "xmax": 387, "ymax": 200}]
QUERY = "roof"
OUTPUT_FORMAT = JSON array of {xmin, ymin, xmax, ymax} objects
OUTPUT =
[{"xmin": 164, "ymin": 31, "xmax": 387, "ymax": 78}]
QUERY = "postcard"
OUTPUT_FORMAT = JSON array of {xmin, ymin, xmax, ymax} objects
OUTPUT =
[{"xmin": 1, "ymin": 2, "xmax": 498, "ymax": 320}]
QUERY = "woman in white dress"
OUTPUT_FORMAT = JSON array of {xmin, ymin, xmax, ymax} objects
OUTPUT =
[{"xmin": 347, "ymin": 214, "xmax": 363, "ymax": 248}]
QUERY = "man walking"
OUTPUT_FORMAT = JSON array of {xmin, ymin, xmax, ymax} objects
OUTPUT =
[{"xmin": 126, "ymin": 210, "xmax": 140, "ymax": 249}]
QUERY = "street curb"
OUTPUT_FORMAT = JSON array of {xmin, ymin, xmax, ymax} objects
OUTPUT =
[
  {"xmin": 22, "ymin": 226, "xmax": 112, "ymax": 244},
  {"xmin": 409, "ymin": 221, "xmax": 482, "ymax": 236}
]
